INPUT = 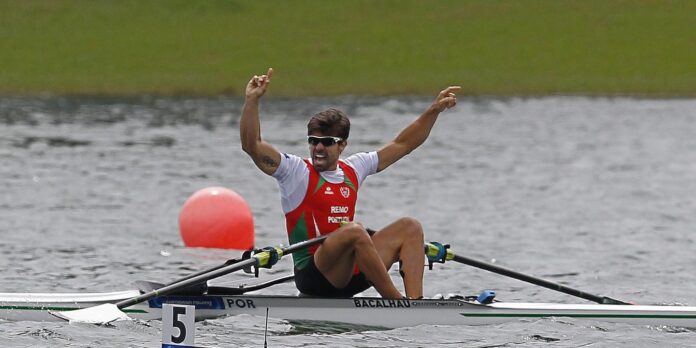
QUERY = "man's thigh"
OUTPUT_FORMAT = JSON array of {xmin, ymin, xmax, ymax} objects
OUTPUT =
[{"xmin": 313, "ymin": 224, "xmax": 363, "ymax": 286}]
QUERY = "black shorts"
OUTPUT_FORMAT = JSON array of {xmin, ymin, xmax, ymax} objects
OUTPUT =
[{"xmin": 294, "ymin": 258, "xmax": 372, "ymax": 298}]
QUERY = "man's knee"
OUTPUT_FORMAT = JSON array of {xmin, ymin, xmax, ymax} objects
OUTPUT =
[
  {"xmin": 340, "ymin": 223, "xmax": 373, "ymax": 245},
  {"xmin": 397, "ymin": 217, "xmax": 423, "ymax": 237}
]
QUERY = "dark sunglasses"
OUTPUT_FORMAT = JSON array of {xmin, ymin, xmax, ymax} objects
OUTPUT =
[{"xmin": 307, "ymin": 135, "xmax": 343, "ymax": 146}]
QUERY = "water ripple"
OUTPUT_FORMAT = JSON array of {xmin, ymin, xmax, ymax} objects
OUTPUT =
[{"xmin": 2, "ymin": 96, "xmax": 696, "ymax": 346}]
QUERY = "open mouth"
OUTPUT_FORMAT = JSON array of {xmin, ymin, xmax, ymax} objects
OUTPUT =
[{"xmin": 312, "ymin": 153, "xmax": 329, "ymax": 167}]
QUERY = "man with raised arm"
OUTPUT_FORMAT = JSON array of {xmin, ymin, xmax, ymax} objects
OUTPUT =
[{"xmin": 240, "ymin": 68, "xmax": 459, "ymax": 299}]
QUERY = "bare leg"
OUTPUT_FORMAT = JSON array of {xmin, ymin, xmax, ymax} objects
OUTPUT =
[
  {"xmin": 314, "ymin": 222, "xmax": 403, "ymax": 299},
  {"xmin": 371, "ymin": 217, "xmax": 425, "ymax": 298}
]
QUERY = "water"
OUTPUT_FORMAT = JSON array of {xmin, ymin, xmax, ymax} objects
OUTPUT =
[{"xmin": 1, "ymin": 96, "xmax": 696, "ymax": 347}]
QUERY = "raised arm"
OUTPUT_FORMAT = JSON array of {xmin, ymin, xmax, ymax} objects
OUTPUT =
[
  {"xmin": 376, "ymin": 86, "xmax": 460, "ymax": 172},
  {"xmin": 240, "ymin": 68, "xmax": 282, "ymax": 176}
]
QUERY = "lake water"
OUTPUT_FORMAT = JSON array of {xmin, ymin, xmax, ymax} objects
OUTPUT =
[{"xmin": 1, "ymin": 96, "xmax": 696, "ymax": 347}]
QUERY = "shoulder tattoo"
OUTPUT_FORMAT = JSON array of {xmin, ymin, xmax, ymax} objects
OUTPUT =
[{"xmin": 260, "ymin": 155, "xmax": 278, "ymax": 168}]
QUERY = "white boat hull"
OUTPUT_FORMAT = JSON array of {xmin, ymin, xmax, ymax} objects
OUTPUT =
[{"xmin": 2, "ymin": 290, "xmax": 696, "ymax": 328}]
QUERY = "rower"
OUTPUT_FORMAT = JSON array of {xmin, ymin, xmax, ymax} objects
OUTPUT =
[{"xmin": 239, "ymin": 68, "xmax": 460, "ymax": 300}]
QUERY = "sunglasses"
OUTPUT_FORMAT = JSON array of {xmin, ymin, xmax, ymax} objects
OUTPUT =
[{"xmin": 307, "ymin": 135, "xmax": 343, "ymax": 146}]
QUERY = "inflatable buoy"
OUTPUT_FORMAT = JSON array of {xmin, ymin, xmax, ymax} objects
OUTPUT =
[{"xmin": 179, "ymin": 187, "xmax": 254, "ymax": 250}]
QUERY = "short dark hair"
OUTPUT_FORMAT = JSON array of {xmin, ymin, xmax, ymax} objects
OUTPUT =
[{"xmin": 307, "ymin": 108, "xmax": 350, "ymax": 140}]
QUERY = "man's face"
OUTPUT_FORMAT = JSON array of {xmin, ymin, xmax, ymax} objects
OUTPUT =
[{"xmin": 307, "ymin": 133, "xmax": 346, "ymax": 171}]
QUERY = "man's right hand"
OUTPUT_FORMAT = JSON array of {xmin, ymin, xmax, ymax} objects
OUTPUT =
[{"xmin": 245, "ymin": 68, "xmax": 274, "ymax": 99}]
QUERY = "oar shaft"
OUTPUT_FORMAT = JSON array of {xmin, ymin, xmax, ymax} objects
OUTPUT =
[
  {"xmin": 451, "ymin": 254, "xmax": 625, "ymax": 304},
  {"xmin": 115, "ymin": 258, "xmax": 255, "ymax": 309},
  {"xmin": 162, "ymin": 262, "xmax": 232, "ymax": 287},
  {"xmin": 116, "ymin": 235, "xmax": 328, "ymax": 309}
]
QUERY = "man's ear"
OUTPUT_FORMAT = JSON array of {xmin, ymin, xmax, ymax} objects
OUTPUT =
[{"xmin": 338, "ymin": 140, "xmax": 348, "ymax": 153}]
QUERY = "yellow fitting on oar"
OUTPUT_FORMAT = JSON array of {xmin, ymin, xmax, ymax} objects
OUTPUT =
[
  {"xmin": 425, "ymin": 243, "xmax": 441, "ymax": 258},
  {"xmin": 445, "ymin": 248, "xmax": 455, "ymax": 261},
  {"xmin": 425, "ymin": 243, "xmax": 454, "ymax": 259},
  {"xmin": 273, "ymin": 246, "xmax": 284, "ymax": 259},
  {"xmin": 254, "ymin": 250, "xmax": 271, "ymax": 267},
  {"xmin": 254, "ymin": 246, "xmax": 284, "ymax": 268},
  {"xmin": 425, "ymin": 242, "xmax": 452, "ymax": 270}
]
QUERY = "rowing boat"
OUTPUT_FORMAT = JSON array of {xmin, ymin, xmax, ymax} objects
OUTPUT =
[
  {"xmin": 3, "ymin": 239, "xmax": 693, "ymax": 329},
  {"xmin": 3, "ymin": 288, "xmax": 696, "ymax": 328}
]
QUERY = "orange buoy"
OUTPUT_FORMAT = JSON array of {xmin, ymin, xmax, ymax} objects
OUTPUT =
[{"xmin": 178, "ymin": 187, "xmax": 254, "ymax": 250}]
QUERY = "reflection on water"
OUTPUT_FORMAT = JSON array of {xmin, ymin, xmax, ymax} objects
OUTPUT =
[
  {"xmin": 1, "ymin": 96, "xmax": 696, "ymax": 347},
  {"xmin": 284, "ymin": 320, "xmax": 389, "ymax": 335}
]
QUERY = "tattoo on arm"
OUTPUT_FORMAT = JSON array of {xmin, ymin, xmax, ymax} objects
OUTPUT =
[{"xmin": 260, "ymin": 155, "xmax": 278, "ymax": 169}]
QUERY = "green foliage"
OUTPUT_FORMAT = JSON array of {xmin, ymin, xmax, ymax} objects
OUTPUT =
[{"xmin": 1, "ymin": 0, "xmax": 694, "ymax": 96}]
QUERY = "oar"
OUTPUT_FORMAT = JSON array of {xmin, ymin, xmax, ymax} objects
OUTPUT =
[
  {"xmin": 50, "ymin": 235, "xmax": 328, "ymax": 324},
  {"xmin": 133, "ymin": 255, "xmax": 256, "ymax": 295},
  {"xmin": 425, "ymin": 242, "xmax": 629, "ymax": 305}
]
